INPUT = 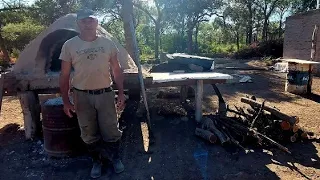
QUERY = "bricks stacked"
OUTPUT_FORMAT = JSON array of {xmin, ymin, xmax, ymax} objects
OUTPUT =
[{"xmin": 283, "ymin": 9, "xmax": 320, "ymax": 75}]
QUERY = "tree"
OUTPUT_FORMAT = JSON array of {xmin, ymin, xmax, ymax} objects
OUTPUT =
[
  {"xmin": 0, "ymin": 0, "xmax": 25, "ymax": 63},
  {"xmin": 120, "ymin": 0, "xmax": 136, "ymax": 61},
  {"xmin": 254, "ymin": 0, "xmax": 280, "ymax": 41},
  {"xmin": 133, "ymin": 0, "xmax": 163, "ymax": 60},
  {"xmin": 292, "ymin": 0, "xmax": 317, "ymax": 13},
  {"xmin": 275, "ymin": 0, "xmax": 292, "ymax": 38},
  {"xmin": 164, "ymin": 0, "xmax": 223, "ymax": 54},
  {"xmin": 30, "ymin": 0, "xmax": 79, "ymax": 26}
]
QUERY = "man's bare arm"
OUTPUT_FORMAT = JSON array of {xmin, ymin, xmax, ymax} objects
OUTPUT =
[
  {"xmin": 110, "ymin": 53, "xmax": 124, "ymax": 95},
  {"xmin": 59, "ymin": 60, "xmax": 72, "ymax": 104}
]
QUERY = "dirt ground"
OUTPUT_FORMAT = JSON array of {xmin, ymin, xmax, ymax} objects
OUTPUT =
[{"xmin": 0, "ymin": 59, "xmax": 320, "ymax": 180}]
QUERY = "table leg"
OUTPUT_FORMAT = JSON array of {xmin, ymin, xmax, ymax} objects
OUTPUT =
[{"xmin": 195, "ymin": 80, "xmax": 203, "ymax": 122}]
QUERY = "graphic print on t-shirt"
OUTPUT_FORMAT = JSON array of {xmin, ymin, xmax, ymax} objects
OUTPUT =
[{"xmin": 76, "ymin": 46, "xmax": 106, "ymax": 61}]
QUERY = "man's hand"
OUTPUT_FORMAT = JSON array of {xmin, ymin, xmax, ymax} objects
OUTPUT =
[
  {"xmin": 110, "ymin": 47, "xmax": 125, "ymax": 112},
  {"xmin": 63, "ymin": 101, "xmax": 75, "ymax": 118},
  {"xmin": 59, "ymin": 59, "xmax": 74, "ymax": 118},
  {"xmin": 116, "ymin": 93, "xmax": 125, "ymax": 111}
]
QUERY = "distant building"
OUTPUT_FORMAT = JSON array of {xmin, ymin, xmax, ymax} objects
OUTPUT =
[{"xmin": 283, "ymin": 9, "xmax": 320, "ymax": 75}]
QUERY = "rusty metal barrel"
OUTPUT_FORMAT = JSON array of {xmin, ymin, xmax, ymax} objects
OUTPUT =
[{"xmin": 41, "ymin": 97, "xmax": 84, "ymax": 157}]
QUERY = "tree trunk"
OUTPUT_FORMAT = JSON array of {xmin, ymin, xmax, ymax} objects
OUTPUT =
[
  {"xmin": 181, "ymin": 18, "xmax": 185, "ymax": 40},
  {"xmin": 236, "ymin": 31, "xmax": 240, "ymax": 51},
  {"xmin": 159, "ymin": 28, "xmax": 162, "ymax": 53},
  {"xmin": 155, "ymin": 22, "xmax": 160, "ymax": 60},
  {"xmin": 0, "ymin": 32, "xmax": 10, "ymax": 64},
  {"xmin": 121, "ymin": 0, "xmax": 136, "ymax": 63},
  {"xmin": 279, "ymin": 12, "xmax": 284, "ymax": 38},
  {"xmin": 247, "ymin": 1, "xmax": 253, "ymax": 44},
  {"xmin": 187, "ymin": 28, "xmax": 193, "ymax": 54},
  {"xmin": 262, "ymin": 14, "xmax": 268, "ymax": 41},
  {"xmin": 194, "ymin": 23, "xmax": 199, "ymax": 54}
]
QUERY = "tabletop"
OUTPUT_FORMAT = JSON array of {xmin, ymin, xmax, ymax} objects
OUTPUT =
[
  {"xmin": 150, "ymin": 72, "xmax": 233, "ymax": 83},
  {"xmin": 281, "ymin": 59, "xmax": 320, "ymax": 64}
]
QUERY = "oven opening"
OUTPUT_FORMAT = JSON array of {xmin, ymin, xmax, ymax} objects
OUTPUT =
[{"xmin": 39, "ymin": 28, "xmax": 79, "ymax": 73}]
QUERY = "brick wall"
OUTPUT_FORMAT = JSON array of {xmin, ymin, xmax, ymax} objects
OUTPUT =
[{"xmin": 283, "ymin": 9, "xmax": 320, "ymax": 75}]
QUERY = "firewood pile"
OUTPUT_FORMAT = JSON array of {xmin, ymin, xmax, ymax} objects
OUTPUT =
[{"xmin": 195, "ymin": 96, "xmax": 314, "ymax": 154}]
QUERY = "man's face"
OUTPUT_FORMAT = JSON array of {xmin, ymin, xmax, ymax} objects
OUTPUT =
[{"xmin": 77, "ymin": 17, "xmax": 98, "ymax": 33}]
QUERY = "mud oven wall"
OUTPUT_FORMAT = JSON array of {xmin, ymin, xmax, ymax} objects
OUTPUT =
[
  {"xmin": 283, "ymin": 9, "xmax": 320, "ymax": 75},
  {"xmin": 11, "ymin": 14, "xmax": 140, "ymax": 92}
]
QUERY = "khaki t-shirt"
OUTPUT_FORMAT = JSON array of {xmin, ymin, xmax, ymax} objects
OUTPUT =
[{"xmin": 59, "ymin": 35, "xmax": 119, "ymax": 90}]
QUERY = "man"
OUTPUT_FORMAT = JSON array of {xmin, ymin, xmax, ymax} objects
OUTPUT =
[{"xmin": 59, "ymin": 9, "xmax": 126, "ymax": 178}]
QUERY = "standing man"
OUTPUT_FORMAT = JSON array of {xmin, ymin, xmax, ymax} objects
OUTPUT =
[{"xmin": 59, "ymin": 9, "xmax": 126, "ymax": 178}]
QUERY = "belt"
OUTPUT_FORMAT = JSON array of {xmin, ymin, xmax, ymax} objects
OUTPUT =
[{"xmin": 73, "ymin": 87, "xmax": 113, "ymax": 95}]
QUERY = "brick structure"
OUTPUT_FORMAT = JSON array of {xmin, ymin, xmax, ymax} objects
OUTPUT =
[{"xmin": 283, "ymin": 9, "xmax": 320, "ymax": 75}]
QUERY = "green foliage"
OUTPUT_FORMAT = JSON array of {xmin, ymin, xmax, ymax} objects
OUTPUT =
[
  {"xmin": 101, "ymin": 19, "xmax": 125, "ymax": 45},
  {"xmin": 0, "ymin": 0, "xmax": 314, "ymax": 62},
  {"xmin": 292, "ymin": 0, "xmax": 317, "ymax": 13},
  {"xmin": 161, "ymin": 33, "xmax": 187, "ymax": 53},
  {"xmin": 140, "ymin": 53, "xmax": 154, "ymax": 63},
  {"xmin": 30, "ymin": 0, "xmax": 79, "ymax": 26},
  {"xmin": 2, "ymin": 19, "xmax": 45, "ymax": 51},
  {"xmin": 233, "ymin": 39, "xmax": 283, "ymax": 59},
  {"xmin": 10, "ymin": 48, "xmax": 20, "ymax": 58}
]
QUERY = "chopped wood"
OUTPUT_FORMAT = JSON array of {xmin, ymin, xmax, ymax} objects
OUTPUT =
[
  {"xmin": 195, "ymin": 128, "xmax": 217, "ymax": 144},
  {"xmin": 250, "ymin": 100, "xmax": 265, "ymax": 128},
  {"xmin": 241, "ymin": 97, "xmax": 298, "ymax": 126},
  {"xmin": 290, "ymin": 135, "xmax": 297, "ymax": 143},
  {"xmin": 292, "ymin": 125, "xmax": 299, "ymax": 133},
  {"xmin": 251, "ymin": 129, "xmax": 291, "ymax": 154},
  {"xmin": 201, "ymin": 118, "xmax": 230, "ymax": 144},
  {"xmin": 280, "ymin": 121, "xmax": 291, "ymax": 131},
  {"xmin": 197, "ymin": 89, "xmax": 312, "ymax": 155}
]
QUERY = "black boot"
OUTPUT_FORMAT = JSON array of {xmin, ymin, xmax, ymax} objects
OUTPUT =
[
  {"xmin": 86, "ymin": 141, "xmax": 102, "ymax": 178},
  {"xmin": 100, "ymin": 140, "xmax": 124, "ymax": 174}
]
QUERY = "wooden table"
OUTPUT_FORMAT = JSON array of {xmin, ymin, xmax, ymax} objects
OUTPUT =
[
  {"xmin": 148, "ymin": 72, "xmax": 233, "ymax": 122},
  {"xmin": 281, "ymin": 59, "xmax": 320, "ymax": 94}
]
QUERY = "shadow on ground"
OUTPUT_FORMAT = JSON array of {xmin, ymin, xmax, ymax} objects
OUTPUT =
[
  {"xmin": 115, "ymin": 99, "xmax": 320, "ymax": 180},
  {"xmin": 0, "ymin": 70, "xmax": 319, "ymax": 180}
]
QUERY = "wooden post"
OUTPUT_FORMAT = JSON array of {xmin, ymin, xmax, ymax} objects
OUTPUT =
[
  {"xmin": 307, "ymin": 64, "xmax": 313, "ymax": 94},
  {"xmin": 18, "ymin": 91, "xmax": 41, "ymax": 140},
  {"xmin": 121, "ymin": 0, "xmax": 152, "ymax": 134},
  {"xmin": 180, "ymin": 85, "xmax": 188, "ymax": 102},
  {"xmin": 195, "ymin": 80, "xmax": 203, "ymax": 122},
  {"xmin": 311, "ymin": 25, "xmax": 318, "ymax": 61}
]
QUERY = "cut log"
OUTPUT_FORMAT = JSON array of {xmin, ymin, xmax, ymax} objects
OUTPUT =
[
  {"xmin": 241, "ymin": 97, "xmax": 298, "ymax": 126},
  {"xmin": 290, "ymin": 135, "xmax": 297, "ymax": 143},
  {"xmin": 195, "ymin": 128, "xmax": 217, "ymax": 143},
  {"xmin": 201, "ymin": 118, "xmax": 230, "ymax": 144},
  {"xmin": 18, "ymin": 91, "xmax": 41, "ymax": 140},
  {"xmin": 292, "ymin": 124, "xmax": 299, "ymax": 133},
  {"xmin": 280, "ymin": 121, "xmax": 291, "ymax": 131},
  {"xmin": 250, "ymin": 129, "xmax": 291, "ymax": 154}
]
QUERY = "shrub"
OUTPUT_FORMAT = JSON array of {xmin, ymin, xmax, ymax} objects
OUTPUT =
[{"xmin": 233, "ymin": 39, "xmax": 283, "ymax": 59}]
